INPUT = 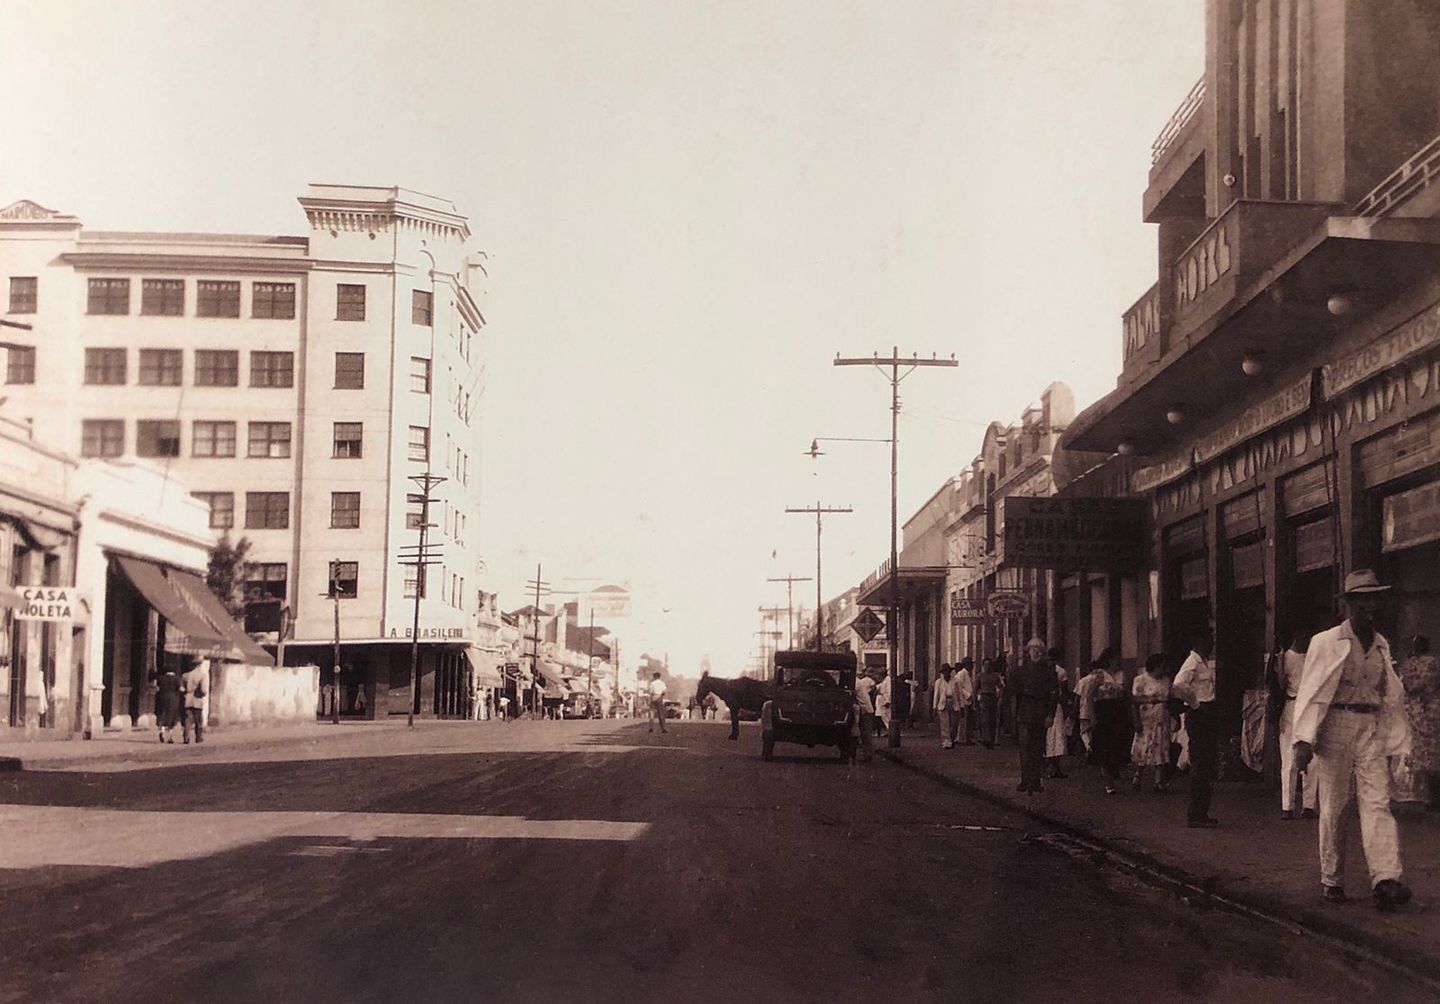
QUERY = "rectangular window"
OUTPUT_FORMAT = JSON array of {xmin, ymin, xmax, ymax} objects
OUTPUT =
[
  {"xmin": 8, "ymin": 277, "xmax": 36, "ymax": 314},
  {"xmin": 405, "ymin": 492, "xmax": 425, "ymax": 530},
  {"xmin": 330, "ymin": 491, "xmax": 361, "ymax": 529},
  {"xmin": 196, "ymin": 280, "xmax": 241, "ymax": 318},
  {"xmin": 192, "ymin": 420, "xmax": 236, "ymax": 458},
  {"xmin": 336, "ymin": 283, "xmax": 366, "ymax": 321},
  {"xmin": 140, "ymin": 278, "xmax": 185, "ymax": 316},
  {"xmin": 247, "ymin": 421, "xmax": 291, "ymax": 458},
  {"xmin": 410, "ymin": 356, "xmax": 431, "ymax": 394},
  {"xmin": 412, "ymin": 289, "xmax": 433, "ymax": 326},
  {"xmin": 328, "ymin": 560, "xmax": 359, "ymax": 599},
  {"xmin": 244, "ymin": 492, "xmax": 290, "ymax": 530},
  {"xmin": 86, "ymin": 278, "xmax": 130, "ymax": 315},
  {"xmin": 334, "ymin": 352, "xmax": 364, "ymax": 389},
  {"xmin": 138, "ymin": 348, "xmax": 183, "ymax": 386},
  {"xmin": 191, "ymin": 491, "xmax": 235, "ymax": 530},
  {"xmin": 194, "ymin": 349, "xmax": 239, "ymax": 387},
  {"xmin": 136, "ymin": 420, "xmax": 181, "ymax": 458},
  {"xmin": 81, "ymin": 419, "xmax": 124, "ymax": 458},
  {"xmin": 332, "ymin": 422, "xmax": 363, "ymax": 459},
  {"xmin": 6, "ymin": 346, "xmax": 34, "ymax": 384},
  {"xmin": 249, "ymin": 350, "xmax": 294, "ymax": 388},
  {"xmin": 83, "ymin": 348, "xmax": 126, "ymax": 385},
  {"xmin": 245, "ymin": 562, "xmax": 288, "ymax": 600},
  {"xmin": 403, "ymin": 566, "xmax": 420, "ymax": 599},
  {"xmin": 407, "ymin": 425, "xmax": 429, "ymax": 463},
  {"xmin": 252, "ymin": 282, "xmax": 296, "ymax": 320}
]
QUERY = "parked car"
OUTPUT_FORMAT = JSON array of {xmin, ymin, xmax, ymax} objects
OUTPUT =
[
  {"xmin": 760, "ymin": 650, "xmax": 857, "ymax": 762},
  {"xmin": 663, "ymin": 700, "xmax": 683, "ymax": 719}
]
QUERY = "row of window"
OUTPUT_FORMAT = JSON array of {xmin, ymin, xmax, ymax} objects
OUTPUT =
[
  {"xmin": 80, "ymin": 418, "xmax": 429, "ymax": 462},
  {"xmin": 65, "ymin": 277, "xmax": 435, "ymax": 326},
  {"xmin": 7, "ymin": 347, "xmax": 434, "ymax": 394},
  {"xmin": 243, "ymin": 558, "xmax": 463, "ymax": 606}
]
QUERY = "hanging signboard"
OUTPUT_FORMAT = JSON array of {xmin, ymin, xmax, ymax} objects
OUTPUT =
[
  {"xmin": 950, "ymin": 595, "xmax": 988, "ymax": 625},
  {"xmin": 986, "ymin": 590, "xmax": 1030, "ymax": 618},
  {"xmin": 1000, "ymin": 496, "xmax": 1148, "ymax": 572},
  {"xmin": 1382, "ymin": 480, "xmax": 1440, "ymax": 553},
  {"xmin": 14, "ymin": 585, "xmax": 81, "ymax": 622},
  {"xmin": 1294, "ymin": 517, "xmax": 1337, "ymax": 573},
  {"xmin": 852, "ymin": 608, "xmax": 885, "ymax": 642}
]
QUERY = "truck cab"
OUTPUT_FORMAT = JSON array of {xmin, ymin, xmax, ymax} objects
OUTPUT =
[{"xmin": 760, "ymin": 650, "xmax": 857, "ymax": 762}]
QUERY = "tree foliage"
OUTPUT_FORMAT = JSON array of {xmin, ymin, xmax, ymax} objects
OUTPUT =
[{"xmin": 206, "ymin": 534, "xmax": 254, "ymax": 619}]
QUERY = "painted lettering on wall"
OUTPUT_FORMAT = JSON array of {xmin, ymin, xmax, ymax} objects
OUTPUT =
[
  {"xmin": 1323, "ymin": 301, "xmax": 1440, "ymax": 398},
  {"xmin": 1174, "ymin": 220, "xmax": 1233, "ymax": 307},
  {"xmin": 1123, "ymin": 285, "xmax": 1162, "ymax": 363},
  {"xmin": 387, "ymin": 626, "xmax": 467, "ymax": 640},
  {"xmin": 1193, "ymin": 375, "xmax": 1312, "ymax": 464}
]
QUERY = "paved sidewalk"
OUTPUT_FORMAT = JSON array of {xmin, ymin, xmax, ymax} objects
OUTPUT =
[{"xmin": 880, "ymin": 725, "xmax": 1440, "ymax": 980}]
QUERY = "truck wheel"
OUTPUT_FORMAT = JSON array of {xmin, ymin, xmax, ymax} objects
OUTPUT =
[{"xmin": 762, "ymin": 732, "xmax": 775, "ymax": 761}]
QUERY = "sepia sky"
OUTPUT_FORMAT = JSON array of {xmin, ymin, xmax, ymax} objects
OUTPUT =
[{"xmin": 0, "ymin": 0, "xmax": 1204, "ymax": 677}]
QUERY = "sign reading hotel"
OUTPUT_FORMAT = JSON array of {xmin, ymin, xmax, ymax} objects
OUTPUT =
[
  {"xmin": 15, "ymin": 586, "xmax": 79, "ymax": 622},
  {"xmin": 1000, "ymin": 496, "xmax": 1148, "ymax": 571}
]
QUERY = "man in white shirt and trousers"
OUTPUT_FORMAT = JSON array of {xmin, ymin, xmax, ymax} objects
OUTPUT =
[
  {"xmin": 1172, "ymin": 628, "xmax": 1219, "ymax": 828},
  {"xmin": 1293, "ymin": 569, "xmax": 1412, "ymax": 911}
]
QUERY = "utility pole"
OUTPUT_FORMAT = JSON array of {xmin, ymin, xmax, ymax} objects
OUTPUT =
[
  {"xmin": 400, "ymin": 472, "xmax": 446, "ymax": 729},
  {"xmin": 757, "ymin": 605, "xmax": 788, "ymax": 656},
  {"xmin": 328, "ymin": 576, "xmax": 341, "ymax": 726},
  {"xmin": 765, "ymin": 575, "xmax": 811, "ymax": 650},
  {"xmin": 587, "ymin": 609, "xmax": 596, "ymax": 718},
  {"xmin": 525, "ymin": 565, "xmax": 550, "ymax": 718},
  {"xmin": 785, "ymin": 502, "xmax": 853, "ymax": 651},
  {"xmin": 835, "ymin": 347, "xmax": 956, "ymax": 748}
]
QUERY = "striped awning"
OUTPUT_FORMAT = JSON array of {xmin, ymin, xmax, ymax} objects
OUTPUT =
[{"xmin": 465, "ymin": 648, "xmax": 504, "ymax": 687}]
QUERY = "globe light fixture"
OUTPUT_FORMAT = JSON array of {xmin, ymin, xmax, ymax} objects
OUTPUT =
[
  {"xmin": 1166, "ymin": 405, "xmax": 1187, "ymax": 425},
  {"xmin": 1327, "ymin": 293, "xmax": 1354, "ymax": 316},
  {"xmin": 1116, "ymin": 439, "xmax": 1135, "ymax": 456},
  {"xmin": 1241, "ymin": 352, "xmax": 1265, "ymax": 377}
]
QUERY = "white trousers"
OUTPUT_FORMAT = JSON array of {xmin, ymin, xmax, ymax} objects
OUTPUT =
[
  {"xmin": 1312, "ymin": 711, "xmax": 1402, "ymax": 888},
  {"xmin": 1279, "ymin": 704, "xmax": 1318, "ymax": 812}
]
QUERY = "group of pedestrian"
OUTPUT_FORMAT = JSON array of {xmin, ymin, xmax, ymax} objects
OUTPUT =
[{"xmin": 153, "ymin": 656, "xmax": 209, "ymax": 745}]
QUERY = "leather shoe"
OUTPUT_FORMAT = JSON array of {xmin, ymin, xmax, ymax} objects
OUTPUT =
[
  {"xmin": 1374, "ymin": 879, "xmax": 1412, "ymax": 911},
  {"xmin": 1186, "ymin": 818, "xmax": 1219, "ymax": 829},
  {"xmin": 1302, "ymin": 808, "xmax": 1318, "ymax": 819},
  {"xmin": 1322, "ymin": 885, "xmax": 1348, "ymax": 904}
]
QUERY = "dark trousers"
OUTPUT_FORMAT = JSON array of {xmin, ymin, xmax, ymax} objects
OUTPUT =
[
  {"xmin": 182, "ymin": 707, "xmax": 204, "ymax": 743},
  {"xmin": 1017, "ymin": 718, "xmax": 1047, "ymax": 789},
  {"xmin": 1186, "ymin": 702, "xmax": 1218, "ymax": 823},
  {"xmin": 979, "ymin": 695, "xmax": 999, "ymax": 745}
]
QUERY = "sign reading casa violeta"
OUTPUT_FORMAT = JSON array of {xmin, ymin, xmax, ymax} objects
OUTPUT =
[
  {"xmin": 16, "ymin": 586, "xmax": 80, "ymax": 621},
  {"xmin": 1001, "ymin": 496, "xmax": 1148, "ymax": 572}
]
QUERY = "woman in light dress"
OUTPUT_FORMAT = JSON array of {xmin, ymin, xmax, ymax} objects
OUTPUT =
[{"xmin": 1130, "ymin": 653, "xmax": 1171, "ymax": 792}]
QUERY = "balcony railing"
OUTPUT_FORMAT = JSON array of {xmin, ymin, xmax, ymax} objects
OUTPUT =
[
  {"xmin": 1354, "ymin": 132, "xmax": 1440, "ymax": 218},
  {"xmin": 1151, "ymin": 77, "xmax": 1206, "ymax": 166}
]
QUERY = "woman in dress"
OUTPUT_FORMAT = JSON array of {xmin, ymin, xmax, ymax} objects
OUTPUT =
[
  {"xmin": 1045, "ymin": 646, "xmax": 1072, "ymax": 779},
  {"xmin": 1399, "ymin": 635, "xmax": 1440, "ymax": 809},
  {"xmin": 154, "ymin": 665, "xmax": 182, "ymax": 744},
  {"xmin": 1130, "ymin": 653, "xmax": 1171, "ymax": 792},
  {"xmin": 1088, "ymin": 649, "xmax": 1130, "ymax": 794}
]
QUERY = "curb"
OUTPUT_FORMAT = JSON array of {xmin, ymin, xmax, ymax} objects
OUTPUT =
[{"xmin": 878, "ymin": 746, "xmax": 1440, "ymax": 990}]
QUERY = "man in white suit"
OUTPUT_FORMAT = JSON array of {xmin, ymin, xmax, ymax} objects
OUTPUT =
[{"xmin": 1293, "ymin": 569, "xmax": 1412, "ymax": 911}]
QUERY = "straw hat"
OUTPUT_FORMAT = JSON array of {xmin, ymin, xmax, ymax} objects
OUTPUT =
[{"xmin": 1341, "ymin": 569, "xmax": 1390, "ymax": 595}]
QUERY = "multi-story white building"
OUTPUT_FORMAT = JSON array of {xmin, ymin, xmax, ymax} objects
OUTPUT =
[{"xmin": 0, "ymin": 185, "xmax": 490, "ymax": 718}]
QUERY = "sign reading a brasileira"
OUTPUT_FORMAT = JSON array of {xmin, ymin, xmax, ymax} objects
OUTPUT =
[{"xmin": 1000, "ymin": 496, "xmax": 1148, "ymax": 572}]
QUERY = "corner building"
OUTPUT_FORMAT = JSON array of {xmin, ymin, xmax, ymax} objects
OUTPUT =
[
  {"xmin": 1060, "ymin": 1, "xmax": 1440, "ymax": 760},
  {"xmin": 0, "ymin": 185, "xmax": 490, "ymax": 717}
]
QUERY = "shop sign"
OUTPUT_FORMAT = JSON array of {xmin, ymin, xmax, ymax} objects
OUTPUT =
[
  {"xmin": 852, "ymin": 608, "xmax": 886, "ymax": 642},
  {"xmin": 386, "ymin": 626, "xmax": 468, "ymax": 640},
  {"xmin": 1294, "ymin": 517, "xmax": 1336, "ymax": 573},
  {"xmin": 1001, "ymin": 496, "xmax": 1147, "ymax": 572},
  {"xmin": 14, "ymin": 585, "xmax": 80, "ymax": 621},
  {"xmin": 1194, "ymin": 376, "xmax": 1312, "ymax": 465},
  {"xmin": 950, "ymin": 595, "xmax": 988, "ymax": 625},
  {"xmin": 1323, "ymin": 300, "xmax": 1440, "ymax": 399},
  {"xmin": 1132, "ymin": 452, "xmax": 1195, "ymax": 494},
  {"xmin": 1174, "ymin": 218, "xmax": 1233, "ymax": 309},
  {"xmin": 986, "ymin": 590, "xmax": 1030, "ymax": 618},
  {"xmin": 1382, "ymin": 481, "xmax": 1440, "ymax": 553}
]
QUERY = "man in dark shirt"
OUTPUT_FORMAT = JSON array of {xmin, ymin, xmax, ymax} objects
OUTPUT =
[{"xmin": 1012, "ymin": 638, "xmax": 1060, "ymax": 793}]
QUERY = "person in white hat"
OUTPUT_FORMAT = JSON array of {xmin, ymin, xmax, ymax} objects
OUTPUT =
[{"xmin": 1292, "ymin": 569, "xmax": 1413, "ymax": 911}]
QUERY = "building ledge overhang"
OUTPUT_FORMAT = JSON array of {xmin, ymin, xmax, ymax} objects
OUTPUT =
[
  {"xmin": 855, "ymin": 566, "xmax": 949, "ymax": 608},
  {"xmin": 1064, "ymin": 214, "xmax": 1440, "ymax": 457}
]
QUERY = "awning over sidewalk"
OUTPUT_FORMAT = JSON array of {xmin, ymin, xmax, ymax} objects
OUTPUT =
[
  {"xmin": 855, "ymin": 566, "xmax": 948, "ymax": 607},
  {"xmin": 112, "ymin": 555, "xmax": 274, "ymax": 665},
  {"xmin": 535, "ymin": 660, "xmax": 571, "ymax": 699},
  {"xmin": 465, "ymin": 648, "xmax": 504, "ymax": 687}
]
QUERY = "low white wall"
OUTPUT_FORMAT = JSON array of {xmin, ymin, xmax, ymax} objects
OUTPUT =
[{"xmin": 210, "ymin": 663, "xmax": 319, "ymax": 727}]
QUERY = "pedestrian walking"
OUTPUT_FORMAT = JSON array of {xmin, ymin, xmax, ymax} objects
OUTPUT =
[
  {"xmin": 1088, "ymin": 648, "xmax": 1130, "ymax": 795},
  {"xmin": 933, "ymin": 664, "xmax": 962, "ymax": 749},
  {"xmin": 1276, "ymin": 627, "xmax": 1319, "ymax": 819},
  {"xmin": 895, "ymin": 670, "xmax": 915, "ymax": 730},
  {"xmin": 1130, "ymin": 654, "xmax": 1171, "ymax": 792},
  {"xmin": 1045, "ymin": 647, "xmax": 1071, "ymax": 779},
  {"xmin": 853, "ymin": 669, "xmax": 876, "ymax": 762},
  {"xmin": 646, "ymin": 672, "xmax": 668, "ymax": 733},
  {"xmin": 155, "ymin": 665, "xmax": 181, "ymax": 744},
  {"xmin": 954, "ymin": 657, "xmax": 976, "ymax": 744},
  {"xmin": 180, "ymin": 656, "xmax": 209, "ymax": 744},
  {"xmin": 1173, "ymin": 629, "xmax": 1218, "ymax": 826},
  {"xmin": 1293, "ymin": 570, "xmax": 1413, "ymax": 911},
  {"xmin": 1012, "ymin": 639, "xmax": 1059, "ymax": 793},
  {"xmin": 1074, "ymin": 659, "xmax": 1100, "ymax": 755},
  {"xmin": 1399, "ymin": 635, "xmax": 1440, "ymax": 810},
  {"xmin": 977, "ymin": 658, "xmax": 1004, "ymax": 749}
]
